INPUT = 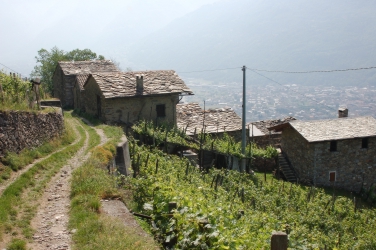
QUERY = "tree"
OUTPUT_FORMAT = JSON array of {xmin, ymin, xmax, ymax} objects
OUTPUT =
[
  {"xmin": 31, "ymin": 47, "xmax": 105, "ymax": 95},
  {"xmin": 65, "ymin": 48, "xmax": 104, "ymax": 61}
]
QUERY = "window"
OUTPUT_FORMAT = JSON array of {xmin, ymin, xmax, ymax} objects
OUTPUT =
[
  {"xmin": 329, "ymin": 171, "xmax": 336, "ymax": 182},
  {"xmin": 362, "ymin": 138, "xmax": 368, "ymax": 149},
  {"xmin": 330, "ymin": 141, "xmax": 337, "ymax": 152},
  {"xmin": 156, "ymin": 104, "xmax": 166, "ymax": 117}
]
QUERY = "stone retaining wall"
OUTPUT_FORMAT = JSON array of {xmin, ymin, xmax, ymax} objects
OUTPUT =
[{"xmin": 0, "ymin": 110, "xmax": 64, "ymax": 156}]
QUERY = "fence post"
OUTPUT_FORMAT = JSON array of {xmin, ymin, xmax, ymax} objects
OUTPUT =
[
  {"xmin": 168, "ymin": 202, "xmax": 177, "ymax": 213},
  {"xmin": 271, "ymin": 231, "xmax": 288, "ymax": 250}
]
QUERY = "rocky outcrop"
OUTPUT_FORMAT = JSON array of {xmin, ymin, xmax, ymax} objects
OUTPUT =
[{"xmin": 0, "ymin": 109, "xmax": 64, "ymax": 156}]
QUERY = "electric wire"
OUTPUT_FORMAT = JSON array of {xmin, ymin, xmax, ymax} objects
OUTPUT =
[
  {"xmin": 0, "ymin": 62, "xmax": 27, "ymax": 78},
  {"xmin": 177, "ymin": 67, "xmax": 241, "ymax": 74},
  {"xmin": 248, "ymin": 66, "xmax": 376, "ymax": 74},
  {"xmin": 247, "ymin": 68, "xmax": 338, "ymax": 111}
]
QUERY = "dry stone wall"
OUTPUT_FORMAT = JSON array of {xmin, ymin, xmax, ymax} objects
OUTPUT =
[{"xmin": 0, "ymin": 110, "xmax": 64, "ymax": 156}]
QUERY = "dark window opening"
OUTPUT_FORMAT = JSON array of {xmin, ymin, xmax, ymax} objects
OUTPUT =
[
  {"xmin": 330, "ymin": 141, "xmax": 337, "ymax": 152},
  {"xmin": 362, "ymin": 138, "xmax": 369, "ymax": 149},
  {"xmin": 329, "ymin": 171, "xmax": 336, "ymax": 182},
  {"xmin": 156, "ymin": 104, "xmax": 166, "ymax": 117}
]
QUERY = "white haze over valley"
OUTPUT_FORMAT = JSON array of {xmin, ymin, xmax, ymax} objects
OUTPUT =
[{"xmin": 2, "ymin": 0, "xmax": 376, "ymax": 121}]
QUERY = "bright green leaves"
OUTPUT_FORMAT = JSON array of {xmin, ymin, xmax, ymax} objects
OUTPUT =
[{"xmin": 126, "ymin": 141, "xmax": 376, "ymax": 249}]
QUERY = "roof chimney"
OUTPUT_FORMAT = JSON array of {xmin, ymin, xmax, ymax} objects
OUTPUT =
[
  {"xmin": 338, "ymin": 107, "xmax": 348, "ymax": 118},
  {"xmin": 136, "ymin": 75, "xmax": 143, "ymax": 93}
]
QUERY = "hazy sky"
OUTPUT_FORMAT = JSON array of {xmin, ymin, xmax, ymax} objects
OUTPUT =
[{"xmin": 0, "ymin": 0, "xmax": 219, "ymax": 76}]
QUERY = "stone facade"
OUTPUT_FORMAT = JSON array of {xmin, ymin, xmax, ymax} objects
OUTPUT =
[
  {"xmin": 279, "ymin": 119, "xmax": 376, "ymax": 192},
  {"xmin": 83, "ymin": 70, "xmax": 192, "ymax": 125},
  {"xmin": 52, "ymin": 61, "xmax": 119, "ymax": 108},
  {"xmin": 0, "ymin": 110, "xmax": 64, "ymax": 156},
  {"xmin": 73, "ymin": 75, "xmax": 89, "ymax": 112},
  {"xmin": 83, "ymin": 76, "xmax": 180, "ymax": 124},
  {"xmin": 52, "ymin": 65, "xmax": 76, "ymax": 108}
]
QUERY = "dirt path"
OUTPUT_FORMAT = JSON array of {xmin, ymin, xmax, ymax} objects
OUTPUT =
[
  {"xmin": 28, "ymin": 119, "xmax": 108, "ymax": 250},
  {"xmin": 0, "ymin": 120, "xmax": 80, "ymax": 197}
]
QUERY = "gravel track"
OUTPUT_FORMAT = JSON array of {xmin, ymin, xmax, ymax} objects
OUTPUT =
[{"xmin": 28, "ymin": 118, "xmax": 108, "ymax": 250}]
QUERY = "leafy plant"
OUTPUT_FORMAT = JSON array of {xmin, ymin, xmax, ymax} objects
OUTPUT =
[{"xmin": 126, "ymin": 141, "xmax": 376, "ymax": 249}]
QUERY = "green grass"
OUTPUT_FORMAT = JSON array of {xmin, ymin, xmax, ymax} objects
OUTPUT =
[
  {"xmin": 69, "ymin": 142, "xmax": 159, "ymax": 250},
  {"xmin": 0, "ymin": 113, "xmax": 85, "ymax": 244},
  {"xmin": 1, "ymin": 115, "xmax": 75, "ymax": 176},
  {"xmin": 7, "ymin": 238, "xmax": 26, "ymax": 250}
]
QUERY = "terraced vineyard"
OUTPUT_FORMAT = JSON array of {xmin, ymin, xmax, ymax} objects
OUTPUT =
[{"xmin": 127, "ymin": 141, "xmax": 376, "ymax": 249}]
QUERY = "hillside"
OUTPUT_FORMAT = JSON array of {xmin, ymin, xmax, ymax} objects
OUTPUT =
[{"xmin": 123, "ymin": 0, "xmax": 376, "ymax": 86}]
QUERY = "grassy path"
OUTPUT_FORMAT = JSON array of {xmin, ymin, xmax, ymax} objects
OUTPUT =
[
  {"xmin": 0, "ymin": 122, "xmax": 80, "ymax": 197},
  {"xmin": 0, "ymin": 112, "xmax": 159, "ymax": 249},
  {"xmin": 0, "ymin": 113, "xmax": 92, "ymax": 249}
]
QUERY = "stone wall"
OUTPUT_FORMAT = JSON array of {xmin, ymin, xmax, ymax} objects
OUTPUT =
[
  {"xmin": 84, "ymin": 77, "xmax": 179, "ymax": 125},
  {"xmin": 105, "ymin": 95, "xmax": 179, "ymax": 125},
  {"xmin": 52, "ymin": 65, "xmax": 75, "ymax": 108},
  {"xmin": 0, "ymin": 110, "xmax": 64, "ymax": 156},
  {"xmin": 63, "ymin": 75, "xmax": 76, "ymax": 108},
  {"xmin": 313, "ymin": 137, "xmax": 376, "ymax": 192},
  {"xmin": 282, "ymin": 126, "xmax": 376, "ymax": 192},
  {"xmin": 73, "ymin": 81, "xmax": 85, "ymax": 112},
  {"xmin": 52, "ymin": 65, "xmax": 63, "ymax": 103},
  {"xmin": 251, "ymin": 133, "xmax": 281, "ymax": 148},
  {"xmin": 281, "ymin": 126, "xmax": 313, "ymax": 181},
  {"xmin": 83, "ymin": 77, "xmax": 102, "ymax": 118}
]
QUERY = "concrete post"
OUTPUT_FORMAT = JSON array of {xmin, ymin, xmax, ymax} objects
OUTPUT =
[{"xmin": 271, "ymin": 231, "xmax": 288, "ymax": 250}]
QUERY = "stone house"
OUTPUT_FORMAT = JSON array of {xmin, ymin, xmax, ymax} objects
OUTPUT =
[
  {"xmin": 52, "ymin": 60, "xmax": 119, "ymax": 108},
  {"xmin": 176, "ymin": 102, "xmax": 245, "ymax": 140},
  {"xmin": 270, "ymin": 116, "xmax": 376, "ymax": 192},
  {"xmin": 83, "ymin": 70, "xmax": 193, "ymax": 124}
]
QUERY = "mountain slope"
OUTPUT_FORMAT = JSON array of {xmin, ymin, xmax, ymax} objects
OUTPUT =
[{"xmin": 123, "ymin": 0, "xmax": 376, "ymax": 86}]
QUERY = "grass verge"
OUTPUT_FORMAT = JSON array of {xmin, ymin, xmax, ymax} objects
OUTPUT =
[
  {"xmin": 0, "ymin": 114, "xmax": 86, "ymax": 246},
  {"xmin": 0, "ymin": 113, "xmax": 75, "ymax": 180},
  {"xmin": 69, "ymin": 140, "xmax": 159, "ymax": 250}
]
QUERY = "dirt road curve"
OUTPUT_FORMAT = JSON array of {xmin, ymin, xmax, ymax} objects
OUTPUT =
[{"xmin": 27, "ymin": 120, "xmax": 93, "ymax": 249}]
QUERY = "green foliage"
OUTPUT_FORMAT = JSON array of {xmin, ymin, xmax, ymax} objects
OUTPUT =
[
  {"xmin": 7, "ymin": 238, "xmax": 26, "ymax": 250},
  {"xmin": 0, "ymin": 113, "xmax": 83, "ymax": 241},
  {"xmin": 127, "ymin": 141, "xmax": 376, "ymax": 249},
  {"xmin": 1, "ymin": 117, "xmax": 75, "ymax": 172},
  {"xmin": 31, "ymin": 46, "xmax": 105, "ymax": 95},
  {"xmin": 70, "ymin": 137, "xmax": 159, "ymax": 249},
  {"xmin": 0, "ymin": 71, "xmax": 33, "ymax": 110},
  {"xmin": 132, "ymin": 120, "xmax": 278, "ymax": 159}
]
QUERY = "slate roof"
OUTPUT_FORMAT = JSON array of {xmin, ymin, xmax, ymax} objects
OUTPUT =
[
  {"xmin": 271, "ymin": 116, "xmax": 376, "ymax": 142},
  {"xmin": 76, "ymin": 74, "xmax": 90, "ymax": 91},
  {"xmin": 248, "ymin": 117, "xmax": 296, "ymax": 135},
  {"xmin": 58, "ymin": 60, "xmax": 119, "ymax": 75},
  {"xmin": 176, "ymin": 103, "xmax": 242, "ymax": 135},
  {"xmin": 87, "ymin": 70, "xmax": 193, "ymax": 98}
]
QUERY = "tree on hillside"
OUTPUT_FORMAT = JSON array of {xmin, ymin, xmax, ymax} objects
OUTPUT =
[{"xmin": 31, "ymin": 47, "xmax": 105, "ymax": 95}]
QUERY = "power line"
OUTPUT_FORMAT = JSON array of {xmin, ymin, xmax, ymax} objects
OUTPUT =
[
  {"xmin": 0, "ymin": 62, "xmax": 27, "ymax": 78},
  {"xmin": 248, "ymin": 66, "xmax": 376, "ymax": 74},
  {"xmin": 247, "ymin": 68, "xmax": 338, "ymax": 111},
  {"xmin": 177, "ymin": 67, "xmax": 241, "ymax": 74}
]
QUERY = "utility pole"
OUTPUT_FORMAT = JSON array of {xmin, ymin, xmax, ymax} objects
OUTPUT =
[{"xmin": 241, "ymin": 66, "xmax": 246, "ymax": 172}]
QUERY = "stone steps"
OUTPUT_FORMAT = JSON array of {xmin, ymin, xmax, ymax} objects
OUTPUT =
[{"xmin": 278, "ymin": 153, "xmax": 297, "ymax": 183}]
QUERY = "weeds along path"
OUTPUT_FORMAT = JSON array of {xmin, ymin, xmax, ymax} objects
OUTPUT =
[
  {"xmin": 27, "ymin": 117, "xmax": 104, "ymax": 250},
  {"xmin": 0, "ymin": 120, "xmax": 81, "ymax": 197},
  {"xmin": 0, "ymin": 115, "xmax": 85, "ymax": 249}
]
